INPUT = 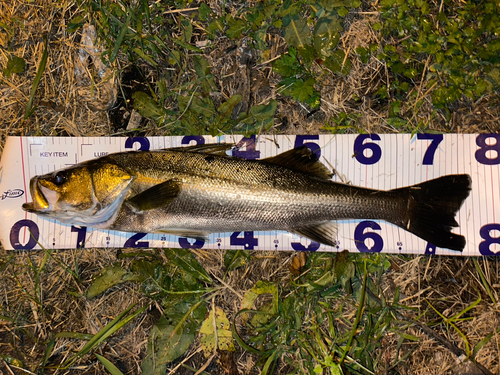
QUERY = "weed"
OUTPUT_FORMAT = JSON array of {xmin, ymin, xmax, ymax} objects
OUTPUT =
[
  {"xmin": 233, "ymin": 251, "xmax": 419, "ymax": 374},
  {"xmin": 379, "ymin": 0, "xmax": 500, "ymax": 120}
]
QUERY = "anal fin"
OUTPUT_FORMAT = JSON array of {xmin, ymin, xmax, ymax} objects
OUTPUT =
[
  {"xmin": 127, "ymin": 179, "xmax": 180, "ymax": 212},
  {"xmin": 291, "ymin": 221, "xmax": 338, "ymax": 247},
  {"xmin": 154, "ymin": 228, "xmax": 210, "ymax": 242}
]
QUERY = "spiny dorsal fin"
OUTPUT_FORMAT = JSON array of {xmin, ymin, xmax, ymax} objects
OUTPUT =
[
  {"xmin": 126, "ymin": 179, "xmax": 180, "ymax": 212},
  {"xmin": 167, "ymin": 143, "xmax": 233, "ymax": 156},
  {"xmin": 263, "ymin": 146, "xmax": 333, "ymax": 180},
  {"xmin": 291, "ymin": 221, "xmax": 338, "ymax": 247}
]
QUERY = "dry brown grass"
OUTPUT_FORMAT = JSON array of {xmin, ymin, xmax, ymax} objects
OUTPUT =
[{"xmin": 1, "ymin": 0, "xmax": 500, "ymax": 374}]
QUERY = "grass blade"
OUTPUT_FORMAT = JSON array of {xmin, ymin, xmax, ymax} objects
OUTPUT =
[
  {"xmin": 110, "ymin": 13, "xmax": 131, "ymax": 63},
  {"xmin": 61, "ymin": 304, "xmax": 147, "ymax": 368},
  {"xmin": 472, "ymin": 257, "xmax": 497, "ymax": 304},
  {"xmin": 24, "ymin": 37, "xmax": 48, "ymax": 119},
  {"xmin": 95, "ymin": 354, "xmax": 125, "ymax": 375},
  {"xmin": 339, "ymin": 259, "xmax": 368, "ymax": 366},
  {"xmin": 472, "ymin": 326, "xmax": 500, "ymax": 359},
  {"xmin": 39, "ymin": 338, "xmax": 55, "ymax": 373}
]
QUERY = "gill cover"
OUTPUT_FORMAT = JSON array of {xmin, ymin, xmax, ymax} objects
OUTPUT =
[{"xmin": 91, "ymin": 162, "xmax": 133, "ymax": 206}]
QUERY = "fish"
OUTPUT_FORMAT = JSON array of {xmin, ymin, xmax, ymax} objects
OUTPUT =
[{"xmin": 22, "ymin": 144, "xmax": 472, "ymax": 251}]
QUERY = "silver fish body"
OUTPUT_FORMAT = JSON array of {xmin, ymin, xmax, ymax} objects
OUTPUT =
[{"xmin": 23, "ymin": 144, "xmax": 472, "ymax": 250}]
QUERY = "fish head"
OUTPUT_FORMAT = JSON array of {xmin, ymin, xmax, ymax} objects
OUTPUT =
[{"xmin": 22, "ymin": 160, "xmax": 133, "ymax": 227}]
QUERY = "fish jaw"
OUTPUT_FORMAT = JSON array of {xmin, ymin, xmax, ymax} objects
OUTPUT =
[{"xmin": 23, "ymin": 177, "xmax": 55, "ymax": 212}]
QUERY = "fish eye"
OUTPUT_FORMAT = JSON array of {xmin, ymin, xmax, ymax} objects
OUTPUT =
[{"xmin": 53, "ymin": 171, "xmax": 66, "ymax": 185}]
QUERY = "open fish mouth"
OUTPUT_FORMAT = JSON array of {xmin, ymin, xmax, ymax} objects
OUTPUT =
[{"xmin": 22, "ymin": 178, "xmax": 53, "ymax": 212}]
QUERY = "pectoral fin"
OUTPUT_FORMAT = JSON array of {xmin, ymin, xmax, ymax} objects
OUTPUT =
[
  {"xmin": 291, "ymin": 221, "xmax": 338, "ymax": 247},
  {"xmin": 127, "ymin": 179, "xmax": 180, "ymax": 211}
]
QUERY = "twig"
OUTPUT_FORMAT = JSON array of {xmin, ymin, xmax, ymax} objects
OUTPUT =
[{"xmin": 163, "ymin": 7, "xmax": 199, "ymax": 14}]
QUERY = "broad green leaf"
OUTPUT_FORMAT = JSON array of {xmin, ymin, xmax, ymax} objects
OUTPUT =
[
  {"xmin": 67, "ymin": 15, "xmax": 85, "ymax": 33},
  {"xmin": 224, "ymin": 250, "xmax": 251, "ymax": 271},
  {"xmin": 181, "ymin": 18, "xmax": 193, "ymax": 43},
  {"xmin": 185, "ymin": 95, "xmax": 216, "ymax": 117},
  {"xmin": 193, "ymin": 55, "xmax": 211, "ymax": 78},
  {"xmin": 130, "ymin": 259, "xmax": 160, "ymax": 279},
  {"xmin": 240, "ymin": 281, "xmax": 278, "ymax": 323},
  {"xmin": 320, "ymin": 0, "xmax": 352, "ymax": 11},
  {"xmin": 199, "ymin": 306, "xmax": 235, "ymax": 357},
  {"xmin": 3, "ymin": 55, "xmax": 26, "ymax": 77},
  {"xmin": 246, "ymin": 99, "xmax": 278, "ymax": 122},
  {"xmin": 130, "ymin": 259, "xmax": 169, "ymax": 297},
  {"xmin": 306, "ymin": 270, "xmax": 335, "ymax": 292},
  {"xmin": 237, "ymin": 99, "xmax": 277, "ymax": 134},
  {"xmin": 283, "ymin": 14, "xmax": 311, "ymax": 48},
  {"xmin": 272, "ymin": 48, "xmax": 301, "ymax": 76},
  {"xmin": 291, "ymin": 78, "xmax": 316, "ymax": 102},
  {"xmin": 164, "ymin": 248, "xmax": 213, "ymax": 284},
  {"xmin": 142, "ymin": 299, "xmax": 206, "ymax": 374},
  {"xmin": 333, "ymin": 250, "xmax": 349, "ymax": 281},
  {"xmin": 218, "ymin": 95, "xmax": 242, "ymax": 118},
  {"xmin": 132, "ymin": 91, "xmax": 165, "ymax": 122},
  {"xmin": 277, "ymin": 0, "xmax": 300, "ymax": 17},
  {"xmin": 340, "ymin": 261, "xmax": 355, "ymax": 292},
  {"xmin": 250, "ymin": 301, "xmax": 275, "ymax": 326},
  {"xmin": 199, "ymin": 3, "xmax": 212, "ymax": 20},
  {"xmin": 337, "ymin": 6, "xmax": 348, "ymax": 17},
  {"xmin": 192, "ymin": 55, "xmax": 215, "ymax": 92},
  {"xmin": 389, "ymin": 100, "xmax": 401, "ymax": 117},
  {"xmin": 169, "ymin": 49, "xmax": 181, "ymax": 66},
  {"xmin": 226, "ymin": 16, "xmax": 248, "ymax": 39},
  {"xmin": 356, "ymin": 46, "xmax": 370, "ymax": 63},
  {"xmin": 247, "ymin": 11, "xmax": 265, "ymax": 30},
  {"xmin": 313, "ymin": 14, "xmax": 342, "ymax": 58},
  {"xmin": 86, "ymin": 263, "xmax": 140, "ymax": 299}
]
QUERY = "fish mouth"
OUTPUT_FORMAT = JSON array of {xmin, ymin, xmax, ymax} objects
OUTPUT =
[{"xmin": 22, "ymin": 177, "xmax": 51, "ymax": 212}]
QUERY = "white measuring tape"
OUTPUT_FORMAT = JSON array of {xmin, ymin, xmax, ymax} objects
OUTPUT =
[{"xmin": 0, "ymin": 134, "xmax": 498, "ymax": 256}]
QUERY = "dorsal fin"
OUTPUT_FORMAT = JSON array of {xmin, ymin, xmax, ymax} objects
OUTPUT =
[
  {"xmin": 262, "ymin": 146, "xmax": 333, "ymax": 180},
  {"xmin": 166, "ymin": 144, "xmax": 233, "ymax": 156}
]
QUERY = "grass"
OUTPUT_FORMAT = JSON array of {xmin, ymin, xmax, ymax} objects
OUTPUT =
[{"xmin": 1, "ymin": 0, "xmax": 500, "ymax": 374}]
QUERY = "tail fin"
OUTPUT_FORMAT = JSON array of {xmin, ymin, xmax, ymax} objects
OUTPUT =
[{"xmin": 392, "ymin": 175, "xmax": 471, "ymax": 251}]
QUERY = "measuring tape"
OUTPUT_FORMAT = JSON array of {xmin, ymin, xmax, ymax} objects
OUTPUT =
[{"xmin": 0, "ymin": 134, "xmax": 498, "ymax": 256}]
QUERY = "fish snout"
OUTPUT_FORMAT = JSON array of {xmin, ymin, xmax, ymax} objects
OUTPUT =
[{"xmin": 23, "ymin": 177, "xmax": 53, "ymax": 212}]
